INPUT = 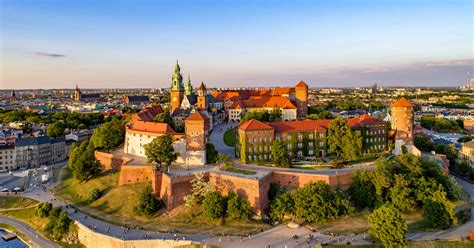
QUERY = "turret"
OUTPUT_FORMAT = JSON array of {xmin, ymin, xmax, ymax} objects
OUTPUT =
[
  {"xmin": 170, "ymin": 60, "xmax": 185, "ymax": 113},
  {"xmin": 295, "ymin": 81, "xmax": 308, "ymax": 118},
  {"xmin": 197, "ymin": 82, "xmax": 208, "ymax": 110},
  {"xmin": 391, "ymin": 98, "xmax": 414, "ymax": 145},
  {"xmin": 185, "ymin": 74, "xmax": 194, "ymax": 96}
]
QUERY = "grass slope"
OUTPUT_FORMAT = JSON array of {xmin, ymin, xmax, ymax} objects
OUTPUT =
[{"xmin": 0, "ymin": 196, "xmax": 38, "ymax": 209}]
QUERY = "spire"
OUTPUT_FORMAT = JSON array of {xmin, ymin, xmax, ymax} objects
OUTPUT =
[
  {"xmin": 198, "ymin": 81, "xmax": 207, "ymax": 96},
  {"xmin": 185, "ymin": 73, "xmax": 194, "ymax": 96},
  {"xmin": 171, "ymin": 60, "xmax": 184, "ymax": 92}
]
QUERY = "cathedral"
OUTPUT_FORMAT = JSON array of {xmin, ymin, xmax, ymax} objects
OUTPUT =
[{"xmin": 169, "ymin": 61, "xmax": 225, "ymax": 130}]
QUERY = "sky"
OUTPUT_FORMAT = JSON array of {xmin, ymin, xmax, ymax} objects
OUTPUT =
[{"xmin": 1, "ymin": 0, "xmax": 473, "ymax": 89}]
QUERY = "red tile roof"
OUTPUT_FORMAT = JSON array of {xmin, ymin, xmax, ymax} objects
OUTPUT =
[
  {"xmin": 186, "ymin": 111, "xmax": 209, "ymax": 121},
  {"xmin": 391, "ymin": 97, "xmax": 414, "ymax": 108},
  {"xmin": 126, "ymin": 121, "xmax": 176, "ymax": 134},
  {"xmin": 239, "ymin": 119, "xmax": 273, "ymax": 131},
  {"xmin": 295, "ymin": 81, "xmax": 308, "ymax": 88},
  {"xmin": 268, "ymin": 119, "xmax": 330, "ymax": 132},
  {"xmin": 134, "ymin": 105, "xmax": 164, "ymax": 122},
  {"xmin": 242, "ymin": 96, "xmax": 296, "ymax": 109},
  {"xmin": 347, "ymin": 114, "xmax": 385, "ymax": 128}
]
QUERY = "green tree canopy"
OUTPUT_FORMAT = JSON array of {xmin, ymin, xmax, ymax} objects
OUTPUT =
[
  {"xmin": 46, "ymin": 122, "xmax": 66, "ymax": 137},
  {"xmin": 368, "ymin": 204, "xmax": 408, "ymax": 247},
  {"xmin": 90, "ymin": 118, "xmax": 125, "ymax": 151},
  {"xmin": 68, "ymin": 141, "xmax": 101, "ymax": 181},
  {"xmin": 348, "ymin": 170, "xmax": 376, "ymax": 209},
  {"xmin": 272, "ymin": 140, "xmax": 290, "ymax": 167},
  {"xmin": 423, "ymin": 190, "xmax": 457, "ymax": 229},
  {"xmin": 226, "ymin": 192, "xmax": 252, "ymax": 220},
  {"xmin": 133, "ymin": 185, "xmax": 162, "ymax": 217},
  {"xmin": 144, "ymin": 134, "xmax": 179, "ymax": 170},
  {"xmin": 269, "ymin": 191, "xmax": 295, "ymax": 221},
  {"xmin": 202, "ymin": 191, "xmax": 225, "ymax": 220}
]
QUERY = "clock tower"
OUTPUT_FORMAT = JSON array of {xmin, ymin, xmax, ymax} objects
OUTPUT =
[{"xmin": 170, "ymin": 60, "xmax": 184, "ymax": 113}]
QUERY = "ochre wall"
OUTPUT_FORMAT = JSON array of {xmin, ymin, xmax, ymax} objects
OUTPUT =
[
  {"xmin": 76, "ymin": 221, "xmax": 194, "ymax": 248},
  {"xmin": 95, "ymin": 151, "xmax": 133, "ymax": 170},
  {"xmin": 118, "ymin": 165, "xmax": 153, "ymax": 186}
]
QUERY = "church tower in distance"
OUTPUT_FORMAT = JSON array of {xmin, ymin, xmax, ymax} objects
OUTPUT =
[{"xmin": 170, "ymin": 61, "xmax": 184, "ymax": 113}]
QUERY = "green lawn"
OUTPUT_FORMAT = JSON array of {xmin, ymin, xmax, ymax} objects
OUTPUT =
[
  {"xmin": 0, "ymin": 196, "xmax": 38, "ymax": 209},
  {"xmin": 220, "ymin": 166, "xmax": 257, "ymax": 175},
  {"xmin": 223, "ymin": 129, "xmax": 237, "ymax": 147},
  {"xmin": 54, "ymin": 167, "xmax": 270, "ymax": 235}
]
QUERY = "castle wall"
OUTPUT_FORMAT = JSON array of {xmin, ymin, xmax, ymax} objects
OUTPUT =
[
  {"xmin": 95, "ymin": 151, "xmax": 133, "ymax": 170},
  {"xmin": 118, "ymin": 165, "xmax": 153, "ymax": 186},
  {"xmin": 271, "ymin": 171, "xmax": 352, "ymax": 189}
]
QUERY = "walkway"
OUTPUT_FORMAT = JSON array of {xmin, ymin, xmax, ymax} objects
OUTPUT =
[
  {"xmin": 209, "ymin": 123, "xmax": 236, "ymax": 155},
  {"xmin": 0, "ymin": 216, "xmax": 60, "ymax": 248}
]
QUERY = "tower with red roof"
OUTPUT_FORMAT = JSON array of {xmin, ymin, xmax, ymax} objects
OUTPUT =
[
  {"xmin": 391, "ymin": 97, "xmax": 414, "ymax": 146},
  {"xmin": 184, "ymin": 111, "xmax": 210, "ymax": 165},
  {"xmin": 295, "ymin": 81, "xmax": 308, "ymax": 118}
]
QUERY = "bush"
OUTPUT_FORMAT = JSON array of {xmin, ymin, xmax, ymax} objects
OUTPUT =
[
  {"xmin": 423, "ymin": 191, "xmax": 457, "ymax": 229},
  {"xmin": 87, "ymin": 188, "xmax": 102, "ymax": 202},
  {"xmin": 368, "ymin": 204, "xmax": 407, "ymax": 247},
  {"xmin": 206, "ymin": 143, "xmax": 218, "ymax": 164},
  {"xmin": 226, "ymin": 192, "xmax": 252, "ymax": 220},
  {"xmin": 133, "ymin": 185, "xmax": 162, "ymax": 217},
  {"xmin": 202, "ymin": 191, "xmax": 225, "ymax": 220},
  {"xmin": 44, "ymin": 207, "xmax": 72, "ymax": 240},
  {"xmin": 36, "ymin": 202, "xmax": 53, "ymax": 218}
]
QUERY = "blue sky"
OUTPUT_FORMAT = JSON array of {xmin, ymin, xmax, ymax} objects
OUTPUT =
[{"xmin": 1, "ymin": 0, "xmax": 473, "ymax": 89}]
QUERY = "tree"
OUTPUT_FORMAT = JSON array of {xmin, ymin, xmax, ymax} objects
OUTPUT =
[
  {"xmin": 226, "ymin": 192, "xmax": 252, "ymax": 220},
  {"xmin": 269, "ymin": 108, "xmax": 282, "ymax": 122},
  {"xmin": 90, "ymin": 119, "xmax": 125, "ymax": 151},
  {"xmin": 36, "ymin": 202, "xmax": 53, "ymax": 218},
  {"xmin": 371, "ymin": 157, "xmax": 393, "ymax": 205},
  {"xmin": 44, "ymin": 207, "xmax": 72, "ymax": 240},
  {"xmin": 202, "ymin": 191, "xmax": 225, "ymax": 220},
  {"xmin": 349, "ymin": 170, "xmax": 376, "ymax": 209},
  {"xmin": 133, "ymin": 185, "xmax": 161, "ymax": 217},
  {"xmin": 154, "ymin": 112, "xmax": 172, "ymax": 124},
  {"xmin": 272, "ymin": 140, "xmax": 290, "ymax": 167},
  {"xmin": 368, "ymin": 204, "xmax": 408, "ymax": 247},
  {"xmin": 87, "ymin": 188, "xmax": 102, "ymax": 202},
  {"xmin": 269, "ymin": 192, "xmax": 295, "ymax": 221},
  {"xmin": 217, "ymin": 154, "xmax": 234, "ymax": 168},
  {"xmin": 68, "ymin": 141, "xmax": 102, "ymax": 181},
  {"xmin": 328, "ymin": 118, "xmax": 349, "ymax": 157},
  {"xmin": 389, "ymin": 175, "xmax": 416, "ymax": 212},
  {"xmin": 293, "ymin": 181, "xmax": 352, "ymax": 223},
  {"xmin": 458, "ymin": 136, "xmax": 473, "ymax": 143},
  {"xmin": 47, "ymin": 122, "xmax": 66, "ymax": 137},
  {"xmin": 307, "ymin": 106, "xmax": 333, "ymax": 120},
  {"xmin": 423, "ymin": 190, "xmax": 456, "ymax": 229},
  {"xmin": 183, "ymin": 173, "xmax": 213, "ymax": 206},
  {"xmin": 341, "ymin": 130, "xmax": 362, "ymax": 160},
  {"xmin": 206, "ymin": 143, "xmax": 218, "ymax": 164},
  {"xmin": 144, "ymin": 134, "xmax": 179, "ymax": 171}
]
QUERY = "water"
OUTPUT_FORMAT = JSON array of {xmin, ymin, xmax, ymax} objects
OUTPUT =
[{"xmin": 0, "ymin": 230, "xmax": 27, "ymax": 248}]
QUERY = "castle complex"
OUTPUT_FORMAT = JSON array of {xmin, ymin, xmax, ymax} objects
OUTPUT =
[{"xmin": 98, "ymin": 62, "xmax": 417, "ymax": 217}]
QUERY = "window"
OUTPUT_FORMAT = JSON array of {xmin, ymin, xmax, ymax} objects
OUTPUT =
[
  {"xmin": 288, "ymin": 143, "xmax": 292, "ymax": 149},
  {"xmin": 298, "ymin": 134, "xmax": 303, "ymax": 141},
  {"xmin": 287, "ymin": 136, "xmax": 291, "ymax": 141},
  {"xmin": 309, "ymin": 134, "xmax": 313, "ymax": 139},
  {"xmin": 308, "ymin": 150, "xmax": 313, "ymax": 155},
  {"xmin": 309, "ymin": 142, "xmax": 313, "ymax": 147},
  {"xmin": 298, "ymin": 143, "xmax": 303, "ymax": 148}
]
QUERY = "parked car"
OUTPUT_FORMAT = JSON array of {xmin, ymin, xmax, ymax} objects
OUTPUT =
[
  {"xmin": 0, "ymin": 169, "xmax": 8, "ymax": 173},
  {"xmin": 1, "ymin": 188, "xmax": 9, "ymax": 192},
  {"xmin": 13, "ymin": 187, "xmax": 22, "ymax": 192}
]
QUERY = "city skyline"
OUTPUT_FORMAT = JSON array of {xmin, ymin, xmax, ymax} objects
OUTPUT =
[{"xmin": 1, "ymin": 0, "xmax": 473, "ymax": 89}]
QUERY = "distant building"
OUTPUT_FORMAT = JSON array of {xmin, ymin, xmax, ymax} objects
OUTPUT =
[
  {"xmin": 219, "ymin": 81, "xmax": 309, "ymax": 123},
  {"xmin": 391, "ymin": 98, "xmax": 420, "ymax": 156},
  {"xmin": 460, "ymin": 140, "xmax": 474, "ymax": 166},
  {"xmin": 50, "ymin": 138, "xmax": 66, "ymax": 163},
  {"xmin": 125, "ymin": 95, "xmax": 150, "ymax": 105},
  {"xmin": 0, "ymin": 144, "xmax": 15, "ymax": 170},
  {"xmin": 15, "ymin": 136, "xmax": 51, "ymax": 168},
  {"xmin": 74, "ymin": 84, "xmax": 102, "ymax": 102}
]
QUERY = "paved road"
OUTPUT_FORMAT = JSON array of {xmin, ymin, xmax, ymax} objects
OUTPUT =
[
  {"xmin": 209, "ymin": 123, "xmax": 236, "ymax": 155},
  {"xmin": 0, "ymin": 216, "xmax": 60, "ymax": 248}
]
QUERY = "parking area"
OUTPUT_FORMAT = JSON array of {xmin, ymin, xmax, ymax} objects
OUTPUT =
[{"xmin": 0, "ymin": 175, "xmax": 25, "ymax": 192}]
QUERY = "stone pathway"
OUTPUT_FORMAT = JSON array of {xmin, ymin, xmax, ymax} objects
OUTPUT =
[{"xmin": 0, "ymin": 216, "xmax": 60, "ymax": 248}]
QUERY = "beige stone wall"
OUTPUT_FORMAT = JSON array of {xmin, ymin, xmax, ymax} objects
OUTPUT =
[
  {"xmin": 95, "ymin": 151, "xmax": 134, "ymax": 170},
  {"xmin": 391, "ymin": 106, "xmax": 414, "ymax": 145},
  {"xmin": 118, "ymin": 165, "xmax": 154, "ymax": 186},
  {"xmin": 76, "ymin": 221, "xmax": 194, "ymax": 248}
]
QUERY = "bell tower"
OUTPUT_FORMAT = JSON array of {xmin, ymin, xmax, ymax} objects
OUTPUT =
[
  {"xmin": 185, "ymin": 74, "xmax": 194, "ymax": 96},
  {"xmin": 295, "ymin": 81, "xmax": 308, "ymax": 118},
  {"xmin": 74, "ymin": 84, "xmax": 81, "ymax": 101},
  {"xmin": 170, "ymin": 60, "xmax": 184, "ymax": 113},
  {"xmin": 197, "ymin": 82, "xmax": 208, "ymax": 111}
]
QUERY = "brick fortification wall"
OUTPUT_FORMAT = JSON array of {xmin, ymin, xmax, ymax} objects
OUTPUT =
[
  {"xmin": 272, "ymin": 171, "xmax": 352, "ymax": 189},
  {"xmin": 209, "ymin": 172, "xmax": 271, "ymax": 216},
  {"xmin": 118, "ymin": 165, "xmax": 154, "ymax": 186},
  {"xmin": 95, "ymin": 151, "xmax": 133, "ymax": 170}
]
